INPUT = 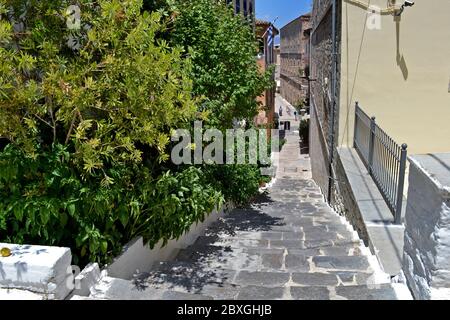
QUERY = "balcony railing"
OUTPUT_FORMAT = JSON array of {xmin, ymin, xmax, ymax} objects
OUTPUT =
[{"xmin": 353, "ymin": 102, "xmax": 407, "ymax": 224}]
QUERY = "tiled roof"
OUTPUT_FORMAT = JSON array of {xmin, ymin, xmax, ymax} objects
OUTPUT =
[
  {"xmin": 255, "ymin": 19, "xmax": 271, "ymax": 26},
  {"xmin": 255, "ymin": 19, "xmax": 279, "ymax": 34}
]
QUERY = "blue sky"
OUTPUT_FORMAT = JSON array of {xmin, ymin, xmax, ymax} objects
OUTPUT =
[{"xmin": 256, "ymin": 0, "xmax": 312, "ymax": 43}]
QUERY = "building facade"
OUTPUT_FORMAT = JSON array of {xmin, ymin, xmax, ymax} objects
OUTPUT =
[
  {"xmin": 309, "ymin": 0, "xmax": 339, "ymax": 199},
  {"xmin": 226, "ymin": 0, "xmax": 255, "ymax": 24},
  {"xmin": 255, "ymin": 20, "xmax": 279, "ymax": 128},
  {"xmin": 309, "ymin": 0, "xmax": 450, "ymax": 201},
  {"xmin": 307, "ymin": 0, "xmax": 450, "ymax": 294},
  {"xmin": 274, "ymin": 44, "xmax": 281, "ymax": 92},
  {"xmin": 280, "ymin": 14, "xmax": 312, "ymax": 108}
]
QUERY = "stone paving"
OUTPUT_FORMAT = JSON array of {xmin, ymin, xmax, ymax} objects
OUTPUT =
[{"xmin": 77, "ymin": 98, "xmax": 412, "ymax": 300}]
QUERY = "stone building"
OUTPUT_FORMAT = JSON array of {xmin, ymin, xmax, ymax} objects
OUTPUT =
[
  {"xmin": 274, "ymin": 44, "xmax": 281, "ymax": 92},
  {"xmin": 255, "ymin": 20, "xmax": 279, "ymax": 128},
  {"xmin": 280, "ymin": 13, "xmax": 311, "ymax": 107},
  {"xmin": 226, "ymin": 0, "xmax": 255, "ymax": 24},
  {"xmin": 310, "ymin": 0, "xmax": 450, "ymax": 201},
  {"xmin": 308, "ymin": 0, "xmax": 450, "ymax": 298},
  {"xmin": 309, "ymin": 0, "xmax": 339, "ymax": 201}
]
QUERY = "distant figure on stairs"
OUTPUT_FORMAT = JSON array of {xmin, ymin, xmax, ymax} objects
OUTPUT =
[{"xmin": 279, "ymin": 106, "xmax": 283, "ymax": 117}]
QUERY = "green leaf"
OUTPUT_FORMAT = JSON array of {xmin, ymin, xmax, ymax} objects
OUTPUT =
[
  {"xmin": 40, "ymin": 208, "xmax": 50, "ymax": 225},
  {"xmin": 80, "ymin": 246, "xmax": 87, "ymax": 257},
  {"xmin": 101, "ymin": 241, "xmax": 108, "ymax": 254},
  {"xmin": 67, "ymin": 204, "xmax": 76, "ymax": 216},
  {"xmin": 13, "ymin": 205, "xmax": 24, "ymax": 222},
  {"xmin": 60, "ymin": 212, "xmax": 68, "ymax": 227},
  {"xmin": 119, "ymin": 206, "xmax": 129, "ymax": 227}
]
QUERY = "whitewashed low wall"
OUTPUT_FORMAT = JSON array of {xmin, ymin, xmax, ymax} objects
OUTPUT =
[
  {"xmin": 107, "ymin": 203, "xmax": 232, "ymax": 280},
  {"xmin": 403, "ymin": 154, "xmax": 450, "ymax": 300},
  {"xmin": 0, "ymin": 201, "xmax": 236, "ymax": 298},
  {"xmin": 0, "ymin": 243, "xmax": 72, "ymax": 300}
]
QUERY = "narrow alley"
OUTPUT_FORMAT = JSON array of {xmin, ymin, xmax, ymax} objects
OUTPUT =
[{"xmin": 78, "ymin": 98, "xmax": 411, "ymax": 300}]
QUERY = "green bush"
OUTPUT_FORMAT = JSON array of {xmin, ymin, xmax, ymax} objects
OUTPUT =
[
  {"xmin": 205, "ymin": 164, "xmax": 267, "ymax": 206},
  {"xmin": 0, "ymin": 0, "xmax": 271, "ymax": 266},
  {"xmin": 0, "ymin": 144, "xmax": 222, "ymax": 265},
  {"xmin": 299, "ymin": 119, "xmax": 310, "ymax": 143},
  {"xmin": 294, "ymin": 99, "xmax": 305, "ymax": 111},
  {"xmin": 170, "ymin": 0, "xmax": 273, "ymax": 129},
  {"xmin": 0, "ymin": 0, "xmax": 213, "ymax": 265}
]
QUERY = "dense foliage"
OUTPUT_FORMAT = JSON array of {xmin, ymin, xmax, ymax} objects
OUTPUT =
[
  {"xmin": 299, "ymin": 119, "xmax": 310, "ymax": 144},
  {"xmin": 0, "ymin": 0, "xmax": 196, "ymax": 167},
  {"xmin": 0, "ymin": 144, "xmax": 223, "ymax": 265},
  {"xmin": 170, "ymin": 0, "xmax": 272, "ymax": 129},
  {"xmin": 205, "ymin": 164, "xmax": 271, "ymax": 206},
  {"xmin": 0, "ymin": 0, "xmax": 272, "ymax": 265}
]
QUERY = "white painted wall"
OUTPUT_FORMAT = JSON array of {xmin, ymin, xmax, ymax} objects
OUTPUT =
[
  {"xmin": 107, "ymin": 204, "xmax": 233, "ymax": 280},
  {"xmin": 0, "ymin": 243, "xmax": 72, "ymax": 300}
]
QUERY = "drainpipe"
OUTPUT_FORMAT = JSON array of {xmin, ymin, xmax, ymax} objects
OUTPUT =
[{"xmin": 327, "ymin": 0, "xmax": 338, "ymax": 203}]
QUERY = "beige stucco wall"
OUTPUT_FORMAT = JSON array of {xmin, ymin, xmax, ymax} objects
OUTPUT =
[{"xmin": 339, "ymin": 0, "xmax": 450, "ymax": 155}]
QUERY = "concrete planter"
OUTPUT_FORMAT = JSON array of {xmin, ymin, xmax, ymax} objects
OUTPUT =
[
  {"xmin": 0, "ymin": 243, "xmax": 72, "ymax": 300},
  {"xmin": 106, "ymin": 203, "xmax": 233, "ymax": 280},
  {"xmin": 0, "ymin": 202, "xmax": 233, "ymax": 299}
]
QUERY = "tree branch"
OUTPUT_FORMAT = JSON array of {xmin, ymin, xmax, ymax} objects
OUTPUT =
[
  {"xmin": 33, "ymin": 114, "xmax": 53, "ymax": 129},
  {"xmin": 48, "ymin": 106, "xmax": 57, "ymax": 144},
  {"xmin": 65, "ymin": 111, "xmax": 78, "ymax": 145}
]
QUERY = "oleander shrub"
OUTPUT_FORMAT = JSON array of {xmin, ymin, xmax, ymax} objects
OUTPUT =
[
  {"xmin": 0, "ymin": 0, "xmax": 220, "ymax": 265},
  {"xmin": 0, "ymin": 0, "xmax": 270, "ymax": 266}
]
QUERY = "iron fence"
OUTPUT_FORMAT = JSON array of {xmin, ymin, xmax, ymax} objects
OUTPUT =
[{"xmin": 354, "ymin": 102, "xmax": 407, "ymax": 224}]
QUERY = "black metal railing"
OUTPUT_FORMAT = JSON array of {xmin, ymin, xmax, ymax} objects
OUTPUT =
[{"xmin": 354, "ymin": 102, "xmax": 407, "ymax": 224}]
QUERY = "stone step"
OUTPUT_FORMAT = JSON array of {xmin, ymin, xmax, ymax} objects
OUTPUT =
[
  {"xmin": 86, "ymin": 276, "xmax": 213, "ymax": 300},
  {"xmin": 254, "ymin": 201, "xmax": 324, "ymax": 209},
  {"xmin": 135, "ymin": 262, "xmax": 395, "ymax": 300},
  {"xmin": 261, "ymin": 183, "xmax": 316, "ymax": 191},
  {"xmin": 178, "ymin": 241, "xmax": 363, "ymax": 260},
  {"xmin": 144, "ymin": 262, "xmax": 380, "ymax": 289},
  {"xmin": 205, "ymin": 214, "xmax": 347, "ymax": 235},
  {"xmin": 206, "ymin": 229, "xmax": 356, "ymax": 242},
  {"xmin": 283, "ymin": 216, "xmax": 344, "ymax": 226},
  {"xmin": 268, "ymin": 194, "xmax": 324, "ymax": 202},
  {"xmin": 257, "ymin": 223, "xmax": 352, "ymax": 234},
  {"xmin": 331, "ymin": 283, "xmax": 411, "ymax": 300},
  {"xmin": 85, "ymin": 275, "xmax": 402, "ymax": 300},
  {"xmin": 237, "ymin": 284, "xmax": 402, "ymax": 300},
  {"xmin": 174, "ymin": 245, "xmax": 370, "ymax": 274},
  {"xmin": 158, "ymin": 250, "xmax": 376, "ymax": 274},
  {"xmin": 256, "ymin": 203, "xmax": 334, "ymax": 212},
  {"xmin": 255, "ymin": 207, "xmax": 338, "ymax": 218},
  {"xmin": 193, "ymin": 235, "xmax": 362, "ymax": 250},
  {"xmin": 272, "ymin": 178, "xmax": 318, "ymax": 186}
]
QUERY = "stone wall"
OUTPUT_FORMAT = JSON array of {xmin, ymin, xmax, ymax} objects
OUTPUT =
[
  {"xmin": 310, "ymin": 0, "xmax": 341, "ymax": 200},
  {"xmin": 332, "ymin": 149, "xmax": 370, "ymax": 246},
  {"xmin": 280, "ymin": 14, "xmax": 311, "ymax": 107},
  {"xmin": 310, "ymin": 0, "xmax": 332, "ymax": 197},
  {"xmin": 403, "ymin": 154, "xmax": 450, "ymax": 300},
  {"xmin": 309, "ymin": 99, "xmax": 330, "ymax": 198}
]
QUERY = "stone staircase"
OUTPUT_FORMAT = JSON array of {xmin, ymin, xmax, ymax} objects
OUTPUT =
[{"xmin": 71, "ymin": 120, "xmax": 412, "ymax": 300}]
